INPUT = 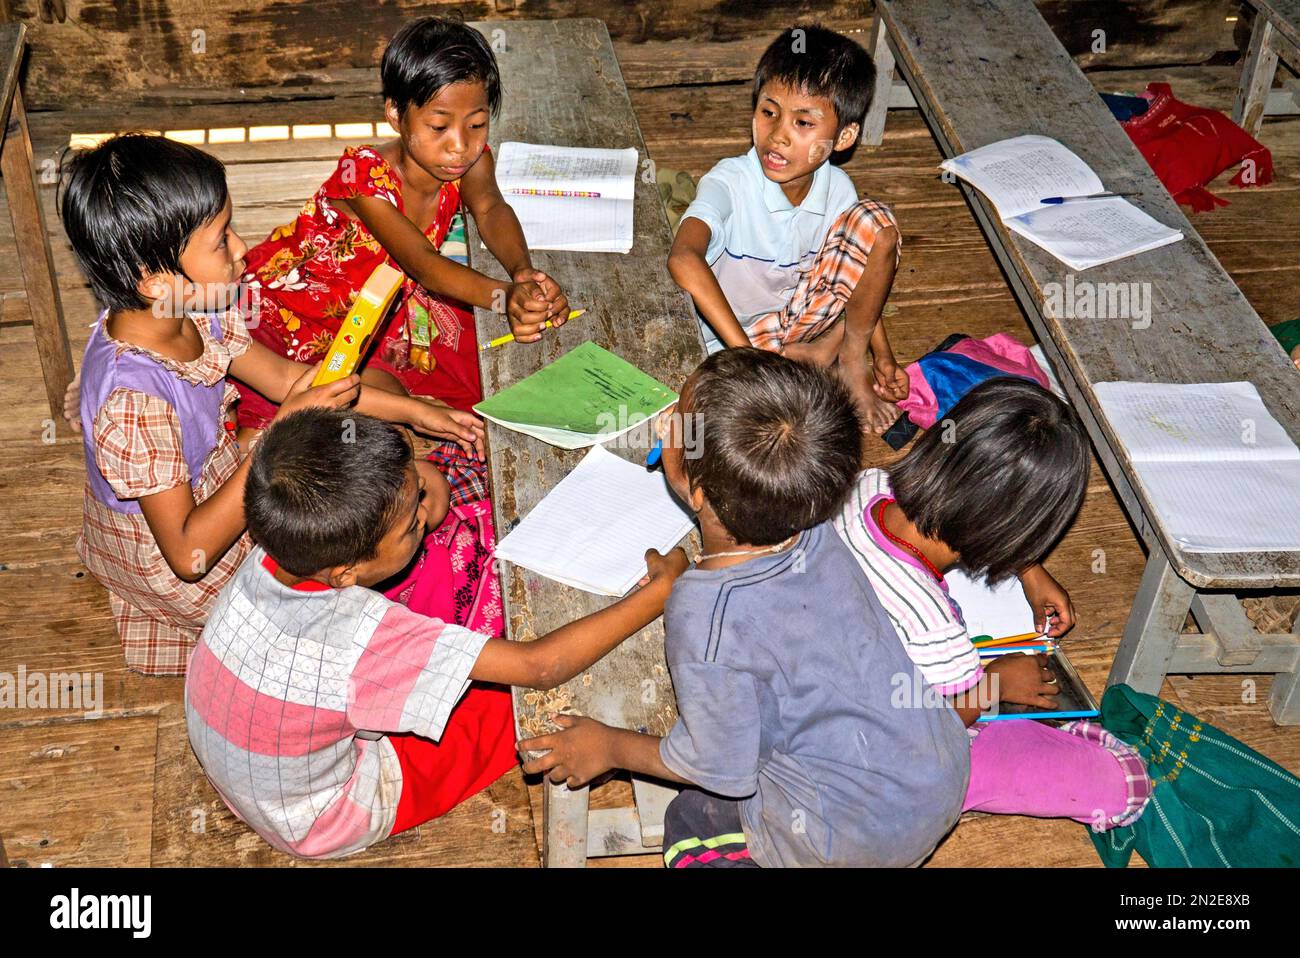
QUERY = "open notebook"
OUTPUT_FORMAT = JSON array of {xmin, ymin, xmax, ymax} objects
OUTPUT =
[
  {"xmin": 1095, "ymin": 381, "xmax": 1300, "ymax": 553},
  {"xmin": 940, "ymin": 134, "xmax": 1183, "ymax": 270},
  {"xmin": 493, "ymin": 444, "xmax": 695, "ymax": 595},
  {"xmin": 946, "ymin": 569, "xmax": 1099, "ymax": 723},
  {"xmin": 495, "ymin": 142, "xmax": 637, "ymax": 253}
]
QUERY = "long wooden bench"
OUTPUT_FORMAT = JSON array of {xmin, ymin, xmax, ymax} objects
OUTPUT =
[
  {"xmin": 863, "ymin": 0, "xmax": 1300, "ymax": 723},
  {"xmin": 466, "ymin": 18, "xmax": 703, "ymax": 867}
]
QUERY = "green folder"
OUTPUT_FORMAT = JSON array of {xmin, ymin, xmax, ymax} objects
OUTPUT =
[{"xmin": 474, "ymin": 341, "xmax": 678, "ymax": 449}]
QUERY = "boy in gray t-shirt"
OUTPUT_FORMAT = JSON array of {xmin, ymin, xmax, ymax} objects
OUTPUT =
[{"xmin": 520, "ymin": 348, "xmax": 969, "ymax": 867}]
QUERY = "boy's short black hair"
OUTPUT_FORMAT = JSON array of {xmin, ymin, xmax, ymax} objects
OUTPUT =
[
  {"xmin": 382, "ymin": 15, "xmax": 502, "ymax": 118},
  {"xmin": 684, "ymin": 348, "xmax": 862, "ymax": 546},
  {"xmin": 753, "ymin": 23, "xmax": 875, "ymax": 132},
  {"xmin": 245, "ymin": 409, "xmax": 414, "ymax": 578},
  {"xmin": 889, "ymin": 377, "xmax": 1090, "ymax": 583},
  {"xmin": 59, "ymin": 133, "xmax": 228, "ymax": 312}
]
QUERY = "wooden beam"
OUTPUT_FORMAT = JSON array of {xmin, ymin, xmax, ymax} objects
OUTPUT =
[{"xmin": 1, "ymin": 88, "xmax": 72, "ymax": 419}]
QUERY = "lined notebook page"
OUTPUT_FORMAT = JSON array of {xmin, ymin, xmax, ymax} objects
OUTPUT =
[
  {"xmin": 505, "ymin": 194, "xmax": 633, "ymax": 252},
  {"xmin": 493, "ymin": 445, "xmax": 695, "ymax": 595},
  {"xmin": 1095, "ymin": 381, "xmax": 1300, "ymax": 462},
  {"xmin": 939, "ymin": 135, "xmax": 1103, "ymax": 219},
  {"xmin": 1097, "ymin": 381, "xmax": 1300, "ymax": 552},
  {"xmin": 1136, "ymin": 460, "xmax": 1300, "ymax": 552},
  {"xmin": 1005, "ymin": 197, "xmax": 1183, "ymax": 271}
]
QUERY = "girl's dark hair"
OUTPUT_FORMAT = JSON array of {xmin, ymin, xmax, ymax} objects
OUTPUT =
[
  {"xmin": 381, "ymin": 16, "xmax": 502, "ymax": 117},
  {"xmin": 753, "ymin": 23, "xmax": 876, "ymax": 132},
  {"xmin": 58, "ymin": 133, "xmax": 228, "ymax": 312},
  {"xmin": 685, "ymin": 348, "xmax": 862, "ymax": 546},
  {"xmin": 888, "ymin": 377, "xmax": 1090, "ymax": 583},
  {"xmin": 245, "ymin": 409, "xmax": 414, "ymax": 577}
]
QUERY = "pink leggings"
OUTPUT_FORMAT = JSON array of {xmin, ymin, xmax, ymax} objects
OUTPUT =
[{"xmin": 964, "ymin": 719, "xmax": 1151, "ymax": 831}]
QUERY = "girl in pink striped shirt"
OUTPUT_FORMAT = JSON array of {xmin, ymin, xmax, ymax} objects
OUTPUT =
[{"xmin": 835, "ymin": 377, "xmax": 1152, "ymax": 833}]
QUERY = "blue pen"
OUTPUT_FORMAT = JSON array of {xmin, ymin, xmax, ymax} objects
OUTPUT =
[
  {"xmin": 1040, "ymin": 191, "xmax": 1136, "ymax": 205},
  {"xmin": 646, "ymin": 438, "xmax": 663, "ymax": 467}
]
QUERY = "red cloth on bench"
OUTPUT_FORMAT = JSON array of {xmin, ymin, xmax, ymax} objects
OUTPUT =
[{"xmin": 1122, "ymin": 82, "xmax": 1273, "ymax": 212}]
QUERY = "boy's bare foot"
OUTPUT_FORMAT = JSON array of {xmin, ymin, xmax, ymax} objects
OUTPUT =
[
  {"xmin": 837, "ymin": 362, "xmax": 900, "ymax": 434},
  {"xmin": 1291, "ymin": 343, "xmax": 1300, "ymax": 370},
  {"xmin": 855, "ymin": 387, "xmax": 901, "ymax": 435}
]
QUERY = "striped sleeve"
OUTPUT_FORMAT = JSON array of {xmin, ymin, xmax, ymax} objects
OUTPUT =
[
  {"xmin": 833, "ymin": 470, "xmax": 983, "ymax": 695},
  {"xmin": 347, "ymin": 600, "xmax": 491, "ymax": 741}
]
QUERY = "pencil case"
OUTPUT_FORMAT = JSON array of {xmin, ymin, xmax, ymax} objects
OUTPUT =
[{"xmin": 311, "ymin": 261, "xmax": 406, "ymax": 386}]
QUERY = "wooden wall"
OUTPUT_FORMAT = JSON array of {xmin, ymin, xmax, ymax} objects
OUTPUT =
[{"xmin": 6, "ymin": 0, "xmax": 1244, "ymax": 113}]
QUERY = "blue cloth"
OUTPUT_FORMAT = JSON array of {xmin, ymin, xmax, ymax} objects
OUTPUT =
[{"xmin": 659, "ymin": 522, "xmax": 970, "ymax": 866}]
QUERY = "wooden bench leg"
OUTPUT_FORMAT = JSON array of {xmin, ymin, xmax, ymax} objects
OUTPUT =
[
  {"xmin": 1107, "ymin": 544, "xmax": 1194, "ymax": 696},
  {"xmin": 1234, "ymin": 13, "xmax": 1279, "ymax": 138},
  {"xmin": 542, "ymin": 779, "xmax": 589, "ymax": 868},
  {"xmin": 861, "ymin": 11, "xmax": 895, "ymax": 146},
  {"xmin": 631, "ymin": 776, "xmax": 678, "ymax": 848},
  {"xmin": 0, "ymin": 89, "xmax": 72, "ymax": 421},
  {"xmin": 1269, "ymin": 655, "xmax": 1300, "ymax": 725}
]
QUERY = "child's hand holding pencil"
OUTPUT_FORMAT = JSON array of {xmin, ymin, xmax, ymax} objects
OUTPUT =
[
  {"xmin": 482, "ymin": 308, "xmax": 588, "ymax": 350},
  {"xmin": 505, "ymin": 268, "xmax": 570, "ymax": 343},
  {"xmin": 1019, "ymin": 564, "xmax": 1076, "ymax": 638}
]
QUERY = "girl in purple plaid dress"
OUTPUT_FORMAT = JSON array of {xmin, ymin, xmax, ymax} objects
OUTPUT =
[{"xmin": 63, "ymin": 135, "xmax": 485, "ymax": 675}]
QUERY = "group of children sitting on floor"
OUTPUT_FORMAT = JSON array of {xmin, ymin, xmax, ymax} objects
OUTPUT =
[{"xmin": 61, "ymin": 16, "xmax": 1151, "ymax": 866}]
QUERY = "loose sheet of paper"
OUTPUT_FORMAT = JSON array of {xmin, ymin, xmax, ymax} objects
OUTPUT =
[
  {"xmin": 940, "ymin": 134, "xmax": 1103, "ymax": 219},
  {"xmin": 945, "ymin": 568, "xmax": 1037, "ymax": 640},
  {"xmin": 493, "ymin": 444, "xmax": 695, "ymax": 595},
  {"xmin": 1028, "ymin": 345, "xmax": 1067, "ymax": 401},
  {"xmin": 1005, "ymin": 196, "xmax": 1183, "ymax": 271}
]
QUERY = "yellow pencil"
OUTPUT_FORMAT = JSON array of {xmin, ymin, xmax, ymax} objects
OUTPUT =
[
  {"xmin": 480, "ymin": 309, "xmax": 587, "ymax": 350},
  {"xmin": 972, "ymin": 631, "xmax": 1044, "ymax": 648}
]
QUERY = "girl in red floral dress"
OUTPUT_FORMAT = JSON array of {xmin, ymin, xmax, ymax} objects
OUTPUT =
[{"xmin": 236, "ymin": 16, "xmax": 570, "ymax": 438}]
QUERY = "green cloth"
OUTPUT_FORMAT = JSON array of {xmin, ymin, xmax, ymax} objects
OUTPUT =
[
  {"xmin": 1269, "ymin": 317, "xmax": 1300, "ymax": 356},
  {"xmin": 1089, "ymin": 684, "xmax": 1300, "ymax": 867}
]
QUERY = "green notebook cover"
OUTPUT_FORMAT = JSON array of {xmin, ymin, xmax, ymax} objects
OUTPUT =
[{"xmin": 474, "ymin": 341, "xmax": 677, "ymax": 437}]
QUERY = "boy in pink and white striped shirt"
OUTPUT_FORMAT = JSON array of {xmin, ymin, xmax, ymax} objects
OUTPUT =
[{"xmin": 186, "ymin": 408, "xmax": 686, "ymax": 859}]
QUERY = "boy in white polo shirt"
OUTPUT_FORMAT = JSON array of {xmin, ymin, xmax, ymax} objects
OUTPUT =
[{"xmin": 668, "ymin": 23, "xmax": 908, "ymax": 433}]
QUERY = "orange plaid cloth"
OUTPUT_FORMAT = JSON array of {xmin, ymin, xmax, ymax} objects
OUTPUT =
[
  {"xmin": 77, "ymin": 312, "xmax": 252, "ymax": 676},
  {"xmin": 746, "ymin": 199, "xmax": 900, "ymax": 352}
]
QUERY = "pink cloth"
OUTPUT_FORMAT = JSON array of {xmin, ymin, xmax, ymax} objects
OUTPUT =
[
  {"xmin": 964, "ymin": 718, "xmax": 1151, "ymax": 830},
  {"xmin": 897, "ymin": 333, "xmax": 1050, "ymax": 430}
]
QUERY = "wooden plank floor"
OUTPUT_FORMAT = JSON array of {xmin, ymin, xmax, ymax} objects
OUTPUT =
[{"xmin": 2, "ymin": 57, "xmax": 1298, "ymax": 867}]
